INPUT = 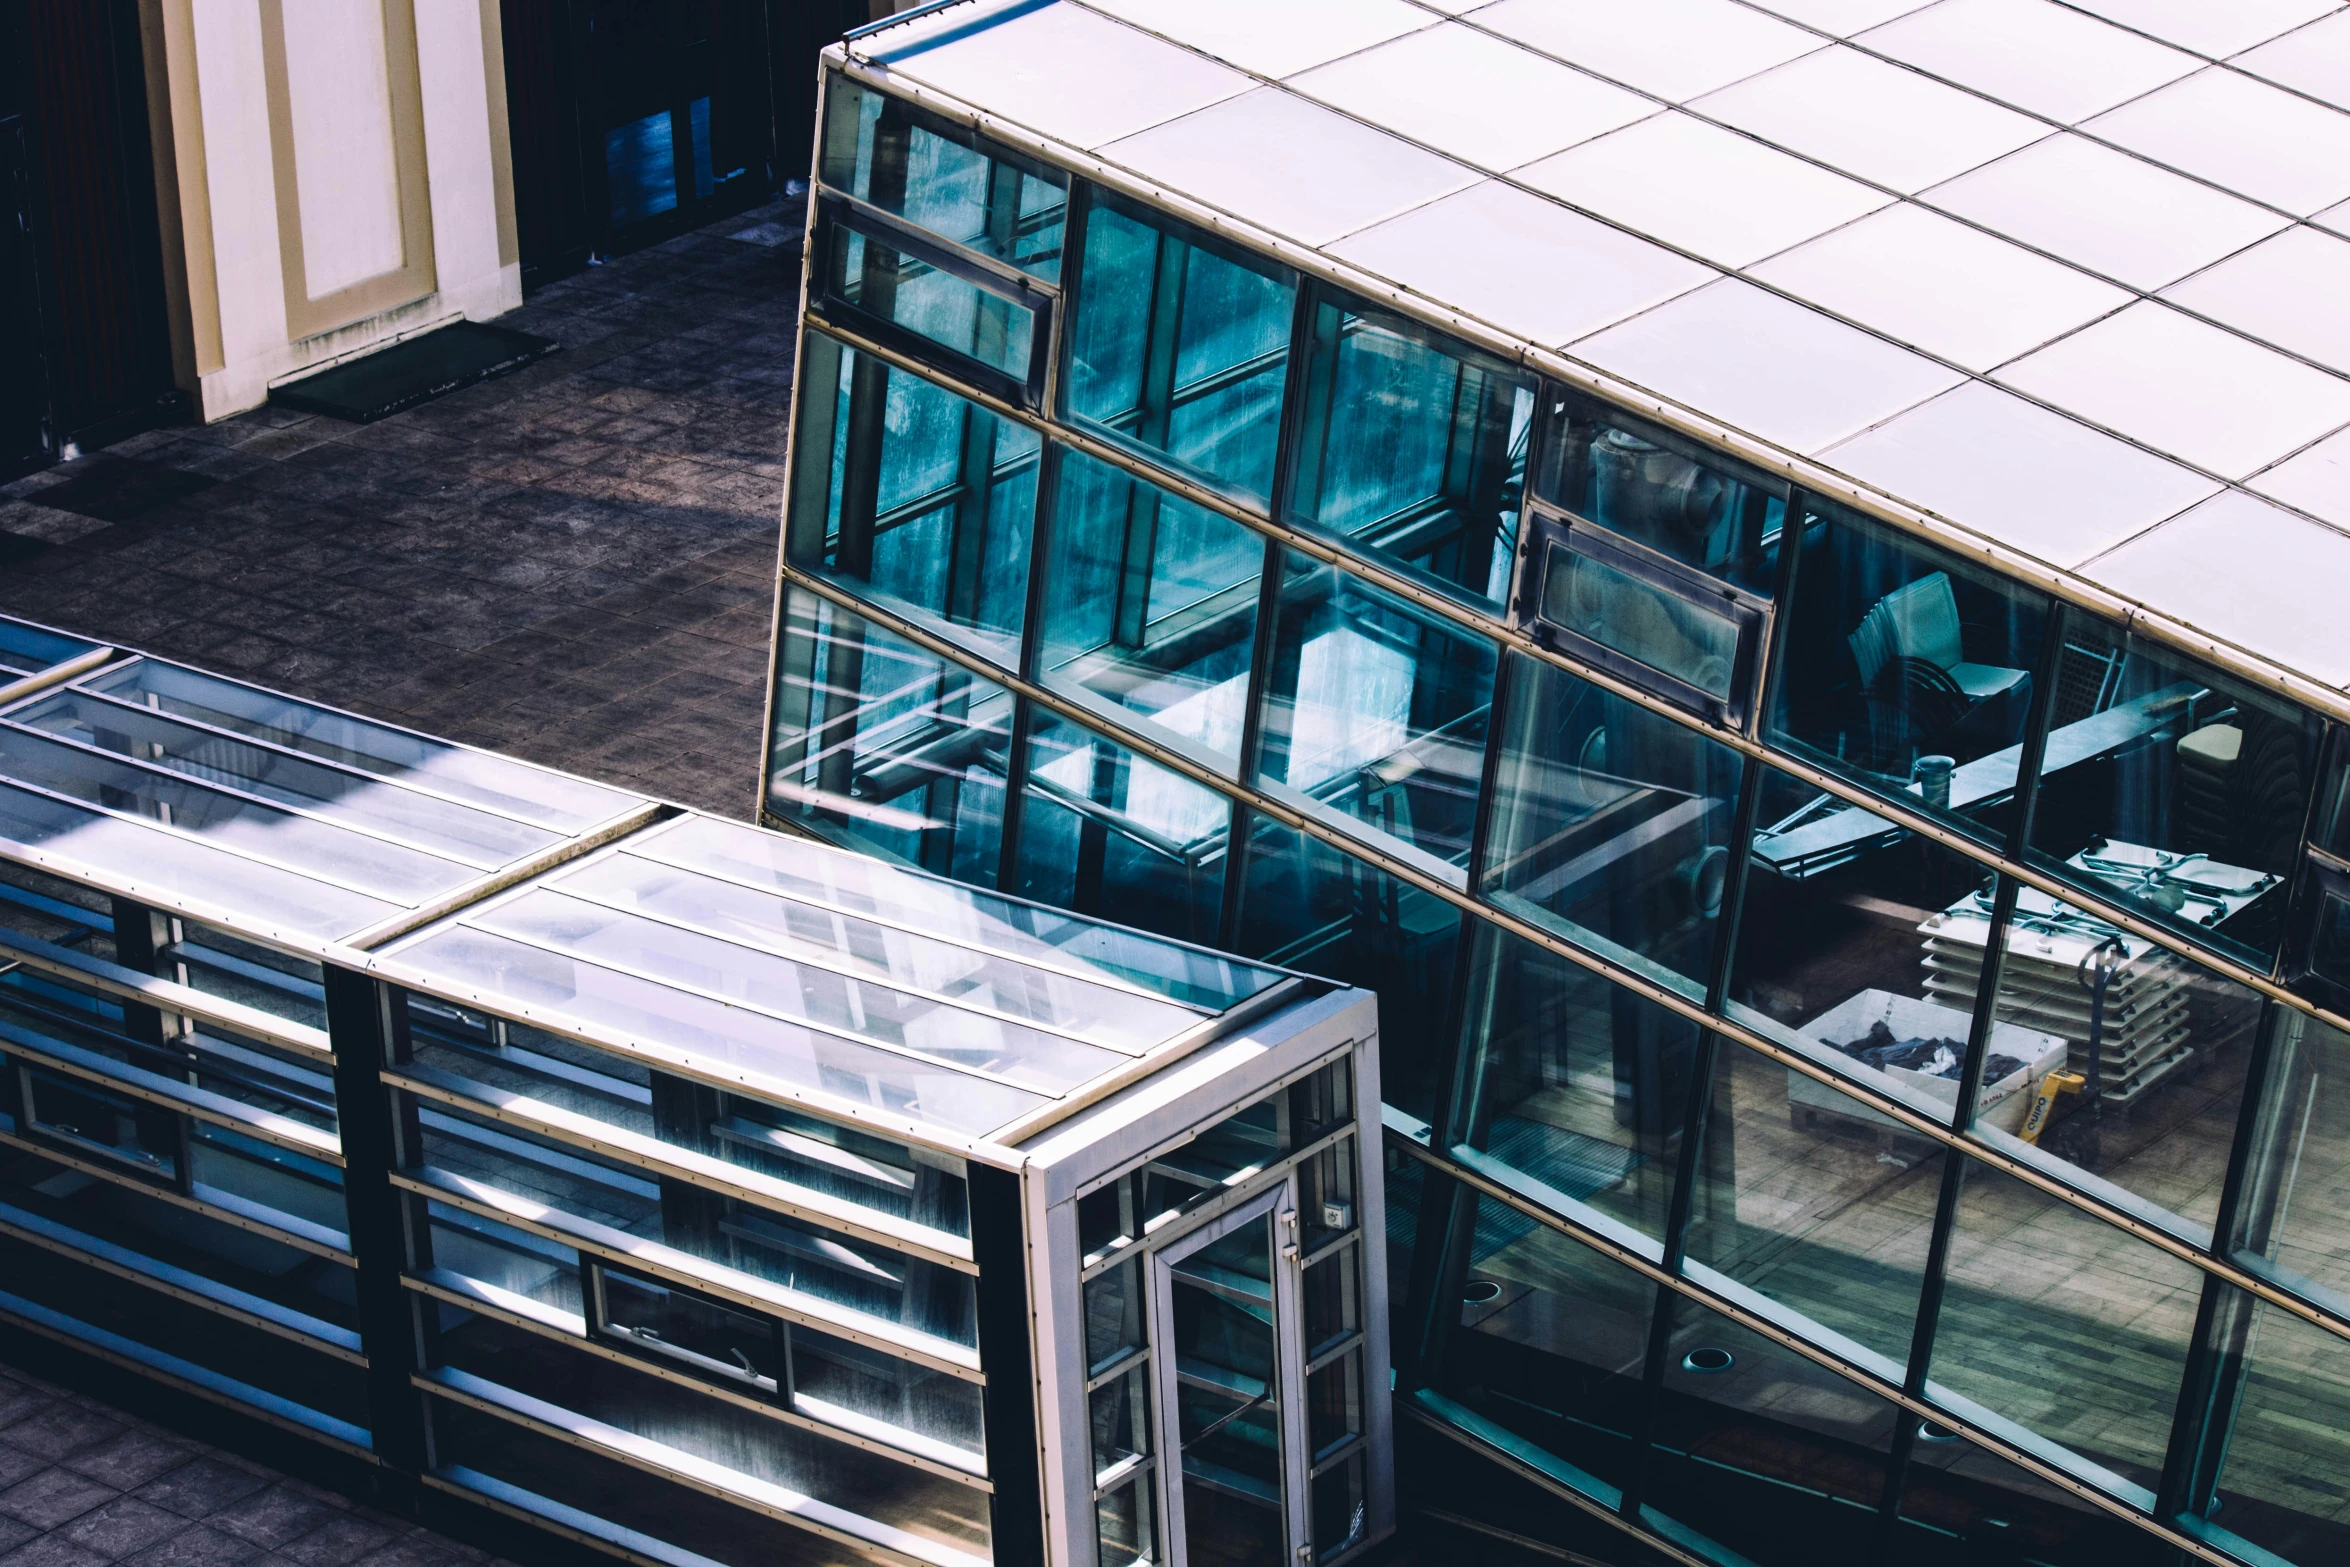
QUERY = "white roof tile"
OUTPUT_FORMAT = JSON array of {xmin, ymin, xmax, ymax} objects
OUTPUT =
[
  {"xmin": 1818, "ymin": 382, "xmax": 2219, "ymax": 566},
  {"xmin": 1750, "ymin": 202, "xmax": 2131, "ymax": 370},
  {"xmin": 2088, "ymin": 490, "xmax": 2350, "ymax": 685},
  {"xmin": 871, "ymin": 0, "xmax": 1251, "ymax": 149},
  {"xmin": 2084, "ymin": 67, "xmax": 2350, "ymax": 216},
  {"xmin": 1329, "ymin": 180, "xmax": 1718, "ymax": 347},
  {"xmin": 2248, "ymin": 426, "xmax": 2350, "ymax": 526},
  {"xmin": 1571, "ymin": 278, "xmax": 1965, "ymax": 453},
  {"xmin": 1098, "ymin": 89, "xmax": 1480, "ymax": 246},
  {"xmin": 1082, "ymin": 0, "xmax": 1433, "ymax": 79},
  {"xmin": 1856, "ymin": 0, "xmax": 2200, "ymax": 122},
  {"xmin": 1924, "ymin": 133, "xmax": 2292, "ymax": 289},
  {"xmin": 2161, "ymin": 225, "xmax": 2350, "ymax": 374},
  {"xmin": 1693, "ymin": 45, "xmax": 2049, "ymax": 192},
  {"xmin": 1471, "ymin": 0, "xmax": 1825, "ymax": 100},
  {"xmin": 1749, "ymin": 0, "xmax": 1940, "ymax": 33},
  {"xmin": 2233, "ymin": 10, "xmax": 2350, "ymax": 109},
  {"xmin": 1287, "ymin": 23, "xmax": 1656, "ymax": 173},
  {"xmin": 1517, "ymin": 111, "xmax": 1893, "ymax": 268},
  {"xmin": 1994, "ymin": 301, "xmax": 2350, "ymax": 477},
  {"xmin": 2060, "ymin": 0, "xmax": 2345, "ymax": 58}
]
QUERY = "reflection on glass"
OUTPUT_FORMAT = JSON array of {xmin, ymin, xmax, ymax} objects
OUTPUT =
[
  {"xmin": 824, "ymin": 223, "xmax": 1036, "ymax": 383},
  {"xmin": 1685, "ymin": 1040, "xmax": 1943, "ymax": 1373},
  {"xmin": 596, "ymin": 1265, "xmax": 780, "ymax": 1390},
  {"xmin": 2233, "ymin": 1010, "xmax": 2350, "ymax": 1314},
  {"xmin": 1039, "ymin": 447, "xmax": 1265, "ymax": 777},
  {"xmin": 1097, "ymin": 1471, "xmax": 1155, "ymax": 1567},
  {"xmin": 1970, "ymin": 894, "xmax": 2259, "ymax": 1243},
  {"xmin": 819, "ymin": 74, "xmax": 1066, "ymax": 280},
  {"xmin": 1289, "ymin": 293, "xmax": 1534, "ymax": 609},
  {"xmin": 2193, "ymin": 1289, "xmax": 2350, "ymax": 1564},
  {"xmin": 1647, "ymin": 1302, "xmax": 1898, "ymax": 1567},
  {"xmin": 1064, "ymin": 192, "xmax": 1294, "ymax": 505},
  {"xmin": 647, "ymin": 813, "xmax": 1282, "ymax": 1012},
  {"xmin": 0, "ymin": 619, "xmax": 94, "ymax": 679},
  {"xmin": 1536, "ymin": 392, "xmax": 1785, "ymax": 596},
  {"xmin": 787, "ymin": 333, "xmax": 1039, "ymax": 667},
  {"xmin": 1013, "ymin": 712, "xmax": 1230, "ymax": 948},
  {"xmin": 1088, "ymin": 1258, "xmax": 1145, "ymax": 1375},
  {"xmin": 1234, "ymin": 811, "xmax": 1459, "ymax": 1123},
  {"xmin": 2026, "ymin": 620, "xmax": 2316, "ymax": 970},
  {"xmin": 790, "ymin": 1321, "xmax": 986, "ymax": 1459},
  {"xmin": 1895, "ymin": 1416, "xmax": 2170, "ymax": 1567},
  {"xmin": 1449, "ymin": 922, "xmax": 1696, "ymax": 1251},
  {"xmin": 1256, "ymin": 553, "xmax": 1497, "ymax": 885},
  {"xmin": 1769, "ymin": 501, "xmax": 2048, "ymax": 843},
  {"xmin": 21, "ymin": 1067, "xmax": 179, "ymax": 1179},
  {"xmin": 1170, "ymin": 1213, "xmax": 1286, "ymax": 1565},
  {"xmin": 427, "ymin": 1199, "xmax": 583, "ymax": 1319},
  {"xmin": 1483, "ymin": 652, "xmax": 1744, "ymax": 993},
  {"xmin": 1433, "ymin": 1192, "xmax": 1654, "ymax": 1492},
  {"xmin": 1928, "ymin": 1159, "xmax": 2198, "ymax": 1502}
]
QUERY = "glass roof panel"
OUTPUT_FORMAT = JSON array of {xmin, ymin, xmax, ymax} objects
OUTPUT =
[
  {"xmin": 1750, "ymin": 201, "xmax": 2131, "ymax": 370},
  {"xmin": 79, "ymin": 660, "xmax": 638, "ymax": 833},
  {"xmin": 382, "ymin": 922, "xmax": 1042, "ymax": 1138},
  {"xmin": 1084, "ymin": 0, "xmax": 1432, "ymax": 79},
  {"xmin": 2234, "ymin": 9, "xmax": 2350, "ymax": 110},
  {"xmin": 2160, "ymin": 224, "xmax": 2350, "ymax": 374},
  {"xmin": 9, "ymin": 690, "xmax": 562, "ymax": 869},
  {"xmin": 1517, "ymin": 110, "xmax": 1893, "ymax": 268},
  {"xmin": 1817, "ymin": 382, "xmax": 2220, "ymax": 567},
  {"xmin": 1748, "ymin": 0, "xmax": 1938, "ymax": 33},
  {"xmin": 1993, "ymin": 300, "xmax": 2350, "ymax": 478},
  {"xmin": 552, "ymin": 850, "xmax": 1198, "ymax": 1053},
  {"xmin": 1569, "ymin": 277, "xmax": 1965, "ymax": 454},
  {"xmin": 1288, "ymin": 22, "xmax": 1657, "ymax": 173},
  {"xmin": 638, "ymin": 815, "xmax": 1284, "ymax": 1011},
  {"xmin": 2083, "ymin": 68, "xmax": 2350, "ymax": 216},
  {"xmin": 1328, "ymin": 180, "xmax": 1717, "ymax": 348},
  {"xmin": 2059, "ymin": 0, "xmax": 2343, "ymax": 58},
  {"xmin": 1693, "ymin": 45, "xmax": 2049, "ymax": 192},
  {"xmin": 0, "ymin": 620, "xmax": 96, "ymax": 683},
  {"xmin": 0, "ymin": 726, "xmax": 481, "ymax": 905},
  {"xmin": 0, "ymin": 781, "xmax": 396, "ymax": 939},
  {"xmin": 2087, "ymin": 491, "xmax": 2350, "ymax": 685},
  {"xmin": 2247, "ymin": 425, "xmax": 2350, "ymax": 526},
  {"xmin": 869, "ymin": 0, "xmax": 1252, "ymax": 152},
  {"xmin": 2322, "ymin": 199, "xmax": 2350, "ymax": 239},
  {"xmin": 464, "ymin": 887, "xmax": 1127, "ymax": 1094},
  {"xmin": 1472, "ymin": 0, "xmax": 1826, "ymax": 101},
  {"xmin": 1856, "ymin": 0, "xmax": 2201, "ymax": 121},
  {"xmin": 1924, "ymin": 133, "xmax": 2293, "ymax": 289},
  {"xmin": 1098, "ymin": 88, "xmax": 1479, "ymax": 247}
]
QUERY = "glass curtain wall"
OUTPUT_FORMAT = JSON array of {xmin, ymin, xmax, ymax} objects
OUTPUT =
[{"xmin": 766, "ymin": 67, "xmax": 2350, "ymax": 1567}]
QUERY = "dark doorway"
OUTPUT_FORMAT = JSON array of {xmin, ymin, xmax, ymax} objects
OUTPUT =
[{"xmin": 0, "ymin": 0, "xmax": 183, "ymax": 480}]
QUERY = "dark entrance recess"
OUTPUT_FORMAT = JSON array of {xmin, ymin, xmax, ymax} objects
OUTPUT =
[
  {"xmin": 497, "ymin": 0, "xmax": 867, "ymax": 287},
  {"xmin": 0, "ymin": 0, "xmax": 184, "ymax": 481}
]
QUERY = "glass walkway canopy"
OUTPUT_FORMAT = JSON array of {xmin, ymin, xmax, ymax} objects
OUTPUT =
[{"xmin": 0, "ymin": 615, "xmax": 1388, "ymax": 1567}]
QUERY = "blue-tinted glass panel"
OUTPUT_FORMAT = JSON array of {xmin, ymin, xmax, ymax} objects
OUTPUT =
[
  {"xmin": 1481, "ymin": 652, "xmax": 1744, "ymax": 994},
  {"xmin": 1255, "ymin": 553, "xmax": 1497, "ymax": 886},
  {"xmin": 1038, "ymin": 448, "xmax": 1265, "ymax": 776},
  {"xmin": 2233, "ymin": 1009, "xmax": 2350, "ymax": 1316},
  {"xmin": 820, "ymin": 74, "xmax": 1066, "ymax": 280},
  {"xmin": 824, "ymin": 223, "xmax": 1036, "ymax": 382},
  {"xmin": 1449, "ymin": 920, "xmax": 1696, "ymax": 1253},
  {"xmin": 1063, "ymin": 194, "xmax": 1292, "ymax": 505},
  {"xmin": 788, "ymin": 335, "xmax": 1038, "ymax": 667},
  {"xmin": 1536, "ymin": 394, "xmax": 1784, "ymax": 596},
  {"xmin": 1896, "ymin": 1430, "xmax": 2171, "ymax": 1567},
  {"xmin": 1769, "ymin": 500, "xmax": 2049, "ymax": 846},
  {"xmin": 0, "ymin": 620, "xmax": 95, "ymax": 680},
  {"xmin": 766, "ymin": 588, "xmax": 1012, "ymax": 885},
  {"xmin": 1646, "ymin": 1300, "xmax": 1898, "ymax": 1567},
  {"xmin": 1432, "ymin": 1190, "xmax": 1654, "ymax": 1494},
  {"xmin": 1928, "ymin": 1158, "xmax": 2198, "ymax": 1504},
  {"xmin": 1291, "ymin": 296, "xmax": 1535, "ymax": 610},
  {"xmin": 1234, "ymin": 811, "xmax": 1459, "ymax": 1123},
  {"xmin": 2197, "ymin": 1289, "xmax": 2350, "ymax": 1566},
  {"xmin": 1684, "ymin": 1040, "xmax": 1941, "ymax": 1373},
  {"xmin": 2026, "ymin": 620, "xmax": 2315, "ymax": 970},
  {"xmin": 1012, "ymin": 713, "xmax": 1230, "ymax": 949}
]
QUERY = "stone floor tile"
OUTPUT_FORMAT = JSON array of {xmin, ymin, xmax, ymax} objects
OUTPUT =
[
  {"xmin": 57, "ymin": 1438, "xmax": 194, "ymax": 1494},
  {"xmin": 57, "ymin": 1500, "xmax": 186, "ymax": 1561},
  {"xmin": 0, "ymin": 1471, "xmax": 118, "ymax": 1531},
  {"xmin": 129, "ymin": 1463, "xmax": 270, "ymax": 1524},
  {"xmin": 199, "ymin": 1489, "xmax": 339, "ymax": 1553},
  {"xmin": 267, "ymin": 1518, "xmax": 398, "ymax": 1567},
  {"xmin": 118, "ymin": 1525, "xmax": 258, "ymax": 1567}
]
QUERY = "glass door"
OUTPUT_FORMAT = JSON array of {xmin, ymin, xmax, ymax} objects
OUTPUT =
[{"xmin": 1149, "ymin": 1183, "xmax": 1307, "ymax": 1567}]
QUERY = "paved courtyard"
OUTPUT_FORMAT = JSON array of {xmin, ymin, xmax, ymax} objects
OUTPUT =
[{"xmin": 0, "ymin": 198, "xmax": 808, "ymax": 818}]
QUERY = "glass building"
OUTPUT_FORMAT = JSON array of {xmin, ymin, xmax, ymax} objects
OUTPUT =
[
  {"xmin": 760, "ymin": 5, "xmax": 2350, "ymax": 1567},
  {"xmin": 0, "ymin": 616, "xmax": 1389, "ymax": 1567}
]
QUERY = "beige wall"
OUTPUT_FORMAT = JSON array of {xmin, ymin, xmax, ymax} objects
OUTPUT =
[{"xmin": 143, "ymin": 0, "xmax": 523, "ymax": 421}]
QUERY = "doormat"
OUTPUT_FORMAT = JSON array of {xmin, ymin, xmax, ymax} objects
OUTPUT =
[
  {"xmin": 271, "ymin": 321, "xmax": 558, "ymax": 423},
  {"xmin": 22, "ymin": 455, "xmax": 218, "ymax": 522}
]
